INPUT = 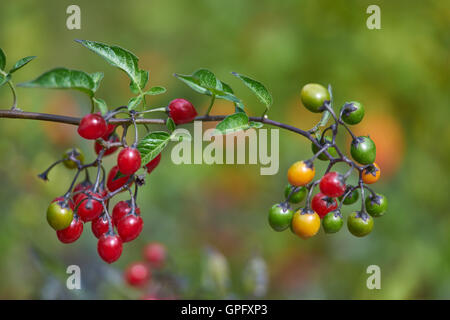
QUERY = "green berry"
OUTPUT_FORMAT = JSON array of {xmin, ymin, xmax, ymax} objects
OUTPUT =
[
  {"xmin": 339, "ymin": 188, "xmax": 359, "ymax": 205},
  {"xmin": 62, "ymin": 148, "xmax": 84, "ymax": 169},
  {"xmin": 350, "ymin": 136, "xmax": 376, "ymax": 165},
  {"xmin": 284, "ymin": 185, "xmax": 307, "ymax": 203},
  {"xmin": 300, "ymin": 83, "xmax": 330, "ymax": 113},
  {"xmin": 347, "ymin": 211, "xmax": 373, "ymax": 237},
  {"xmin": 322, "ymin": 211, "xmax": 343, "ymax": 234},
  {"xmin": 47, "ymin": 202, "xmax": 74, "ymax": 231},
  {"xmin": 365, "ymin": 193, "xmax": 387, "ymax": 217},
  {"xmin": 311, "ymin": 135, "xmax": 338, "ymax": 161},
  {"xmin": 268, "ymin": 204, "xmax": 294, "ymax": 232},
  {"xmin": 341, "ymin": 101, "xmax": 364, "ymax": 125}
]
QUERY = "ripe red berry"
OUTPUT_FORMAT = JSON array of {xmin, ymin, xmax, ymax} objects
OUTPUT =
[
  {"xmin": 103, "ymin": 123, "xmax": 116, "ymax": 138},
  {"xmin": 91, "ymin": 215, "xmax": 111, "ymax": 239},
  {"xmin": 168, "ymin": 98, "xmax": 197, "ymax": 125},
  {"xmin": 124, "ymin": 262, "xmax": 151, "ymax": 287},
  {"xmin": 72, "ymin": 181, "xmax": 92, "ymax": 204},
  {"xmin": 117, "ymin": 147, "xmax": 141, "ymax": 175},
  {"xmin": 143, "ymin": 242, "xmax": 166, "ymax": 268},
  {"xmin": 319, "ymin": 172, "xmax": 346, "ymax": 198},
  {"xmin": 117, "ymin": 214, "xmax": 143, "ymax": 242},
  {"xmin": 52, "ymin": 197, "xmax": 75, "ymax": 210},
  {"xmin": 145, "ymin": 153, "xmax": 162, "ymax": 174},
  {"xmin": 112, "ymin": 201, "xmax": 140, "ymax": 227},
  {"xmin": 75, "ymin": 192, "xmax": 104, "ymax": 222},
  {"xmin": 94, "ymin": 133, "xmax": 119, "ymax": 156},
  {"xmin": 56, "ymin": 217, "xmax": 84, "ymax": 243},
  {"xmin": 311, "ymin": 192, "xmax": 338, "ymax": 219},
  {"xmin": 97, "ymin": 233, "xmax": 123, "ymax": 263},
  {"xmin": 77, "ymin": 113, "xmax": 108, "ymax": 140},
  {"xmin": 106, "ymin": 165, "xmax": 133, "ymax": 192}
]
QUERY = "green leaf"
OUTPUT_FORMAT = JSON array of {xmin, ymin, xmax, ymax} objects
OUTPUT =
[
  {"xmin": 234, "ymin": 101, "xmax": 246, "ymax": 113},
  {"xmin": 137, "ymin": 131, "xmax": 171, "ymax": 165},
  {"xmin": 18, "ymin": 67, "xmax": 100, "ymax": 96},
  {"xmin": 90, "ymin": 72, "xmax": 104, "ymax": 92},
  {"xmin": 175, "ymin": 70, "xmax": 242, "ymax": 107},
  {"xmin": 249, "ymin": 121, "xmax": 264, "ymax": 129},
  {"xmin": 174, "ymin": 73, "xmax": 211, "ymax": 95},
  {"xmin": 76, "ymin": 39, "xmax": 143, "ymax": 91},
  {"xmin": 220, "ymin": 81, "xmax": 234, "ymax": 94},
  {"xmin": 0, "ymin": 48, "xmax": 6, "ymax": 70},
  {"xmin": 193, "ymin": 69, "xmax": 217, "ymax": 89},
  {"xmin": 214, "ymin": 113, "xmax": 250, "ymax": 135},
  {"xmin": 0, "ymin": 73, "xmax": 11, "ymax": 88},
  {"xmin": 318, "ymin": 110, "xmax": 331, "ymax": 127},
  {"xmin": 9, "ymin": 56, "xmax": 36, "ymax": 73},
  {"xmin": 232, "ymin": 72, "xmax": 273, "ymax": 110},
  {"xmin": 166, "ymin": 117, "xmax": 176, "ymax": 132},
  {"xmin": 127, "ymin": 95, "xmax": 143, "ymax": 110},
  {"xmin": 144, "ymin": 86, "xmax": 166, "ymax": 96},
  {"xmin": 93, "ymin": 97, "xmax": 108, "ymax": 115},
  {"xmin": 130, "ymin": 69, "xmax": 149, "ymax": 93}
]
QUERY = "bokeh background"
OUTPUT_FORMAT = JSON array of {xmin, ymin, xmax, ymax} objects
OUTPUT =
[{"xmin": 0, "ymin": 0, "xmax": 448, "ymax": 299}]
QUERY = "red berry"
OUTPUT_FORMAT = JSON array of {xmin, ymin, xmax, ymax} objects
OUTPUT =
[
  {"xmin": 91, "ymin": 215, "xmax": 111, "ymax": 239},
  {"xmin": 95, "ymin": 133, "xmax": 119, "ymax": 156},
  {"xmin": 77, "ymin": 113, "xmax": 108, "ymax": 140},
  {"xmin": 117, "ymin": 214, "xmax": 143, "ymax": 242},
  {"xmin": 56, "ymin": 217, "xmax": 83, "ymax": 243},
  {"xmin": 117, "ymin": 147, "xmax": 141, "ymax": 175},
  {"xmin": 143, "ymin": 242, "xmax": 166, "ymax": 268},
  {"xmin": 311, "ymin": 192, "xmax": 338, "ymax": 219},
  {"xmin": 145, "ymin": 153, "xmax": 162, "ymax": 174},
  {"xmin": 72, "ymin": 181, "xmax": 92, "ymax": 204},
  {"xmin": 112, "ymin": 201, "xmax": 140, "ymax": 227},
  {"xmin": 106, "ymin": 165, "xmax": 133, "ymax": 192},
  {"xmin": 124, "ymin": 262, "xmax": 151, "ymax": 287},
  {"xmin": 103, "ymin": 123, "xmax": 116, "ymax": 138},
  {"xmin": 97, "ymin": 234, "xmax": 123, "ymax": 263},
  {"xmin": 319, "ymin": 172, "xmax": 346, "ymax": 198},
  {"xmin": 75, "ymin": 192, "xmax": 104, "ymax": 222},
  {"xmin": 168, "ymin": 99, "xmax": 197, "ymax": 125},
  {"xmin": 52, "ymin": 197, "xmax": 75, "ymax": 210}
]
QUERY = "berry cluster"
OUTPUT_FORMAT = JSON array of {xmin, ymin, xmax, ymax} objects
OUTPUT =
[
  {"xmin": 41, "ymin": 99, "xmax": 197, "ymax": 263},
  {"xmin": 268, "ymin": 83, "xmax": 387, "ymax": 238},
  {"xmin": 123, "ymin": 242, "xmax": 172, "ymax": 300}
]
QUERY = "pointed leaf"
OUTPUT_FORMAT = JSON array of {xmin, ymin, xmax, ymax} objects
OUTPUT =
[
  {"xmin": 214, "ymin": 113, "xmax": 250, "ymax": 135},
  {"xmin": 76, "ymin": 39, "xmax": 143, "ymax": 91},
  {"xmin": 9, "ymin": 56, "xmax": 36, "ymax": 73},
  {"xmin": 0, "ymin": 48, "xmax": 5, "ymax": 70},
  {"xmin": 93, "ymin": 97, "xmax": 108, "ymax": 115},
  {"xmin": 193, "ymin": 69, "xmax": 217, "ymax": 89},
  {"xmin": 0, "ymin": 73, "xmax": 11, "ymax": 88},
  {"xmin": 18, "ymin": 67, "xmax": 99, "ymax": 96},
  {"xmin": 232, "ymin": 72, "xmax": 273, "ymax": 110},
  {"xmin": 166, "ymin": 117, "xmax": 176, "ymax": 132},
  {"xmin": 174, "ymin": 73, "xmax": 211, "ymax": 95},
  {"xmin": 137, "ymin": 131, "xmax": 171, "ymax": 165},
  {"xmin": 127, "ymin": 95, "xmax": 143, "ymax": 110},
  {"xmin": 90, "ymin": 72, "xmax": 104, "ymax": 92},
  {"xmin": 130, "ymin": 69, "xmax": 149, "ymax": 93},
  {"xmin": 144, "ymin": 86, "xmax": 166, "ymax": 96},
  {"xmin": 220, "ymin": 81, "xmax": 234, "ymax": 94}
]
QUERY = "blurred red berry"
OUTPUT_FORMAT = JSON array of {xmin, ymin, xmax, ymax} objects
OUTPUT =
[
  {"xmin": 143, "ymin": 242, "xmax": 166, "ymax": 268},
  {"xmin": 124, "ymin": 262, "xmax": 151, "ymax": 287}
]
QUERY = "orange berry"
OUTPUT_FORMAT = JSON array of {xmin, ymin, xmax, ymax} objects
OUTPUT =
[{"xmin": 287, "ymin": 160, "xmax": 315, "ymax": 187}]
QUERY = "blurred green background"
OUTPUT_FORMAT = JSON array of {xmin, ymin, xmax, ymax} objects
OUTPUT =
[{"xmin": 0, "ymin": 0, "xmax": 449, "ymax": 299}]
